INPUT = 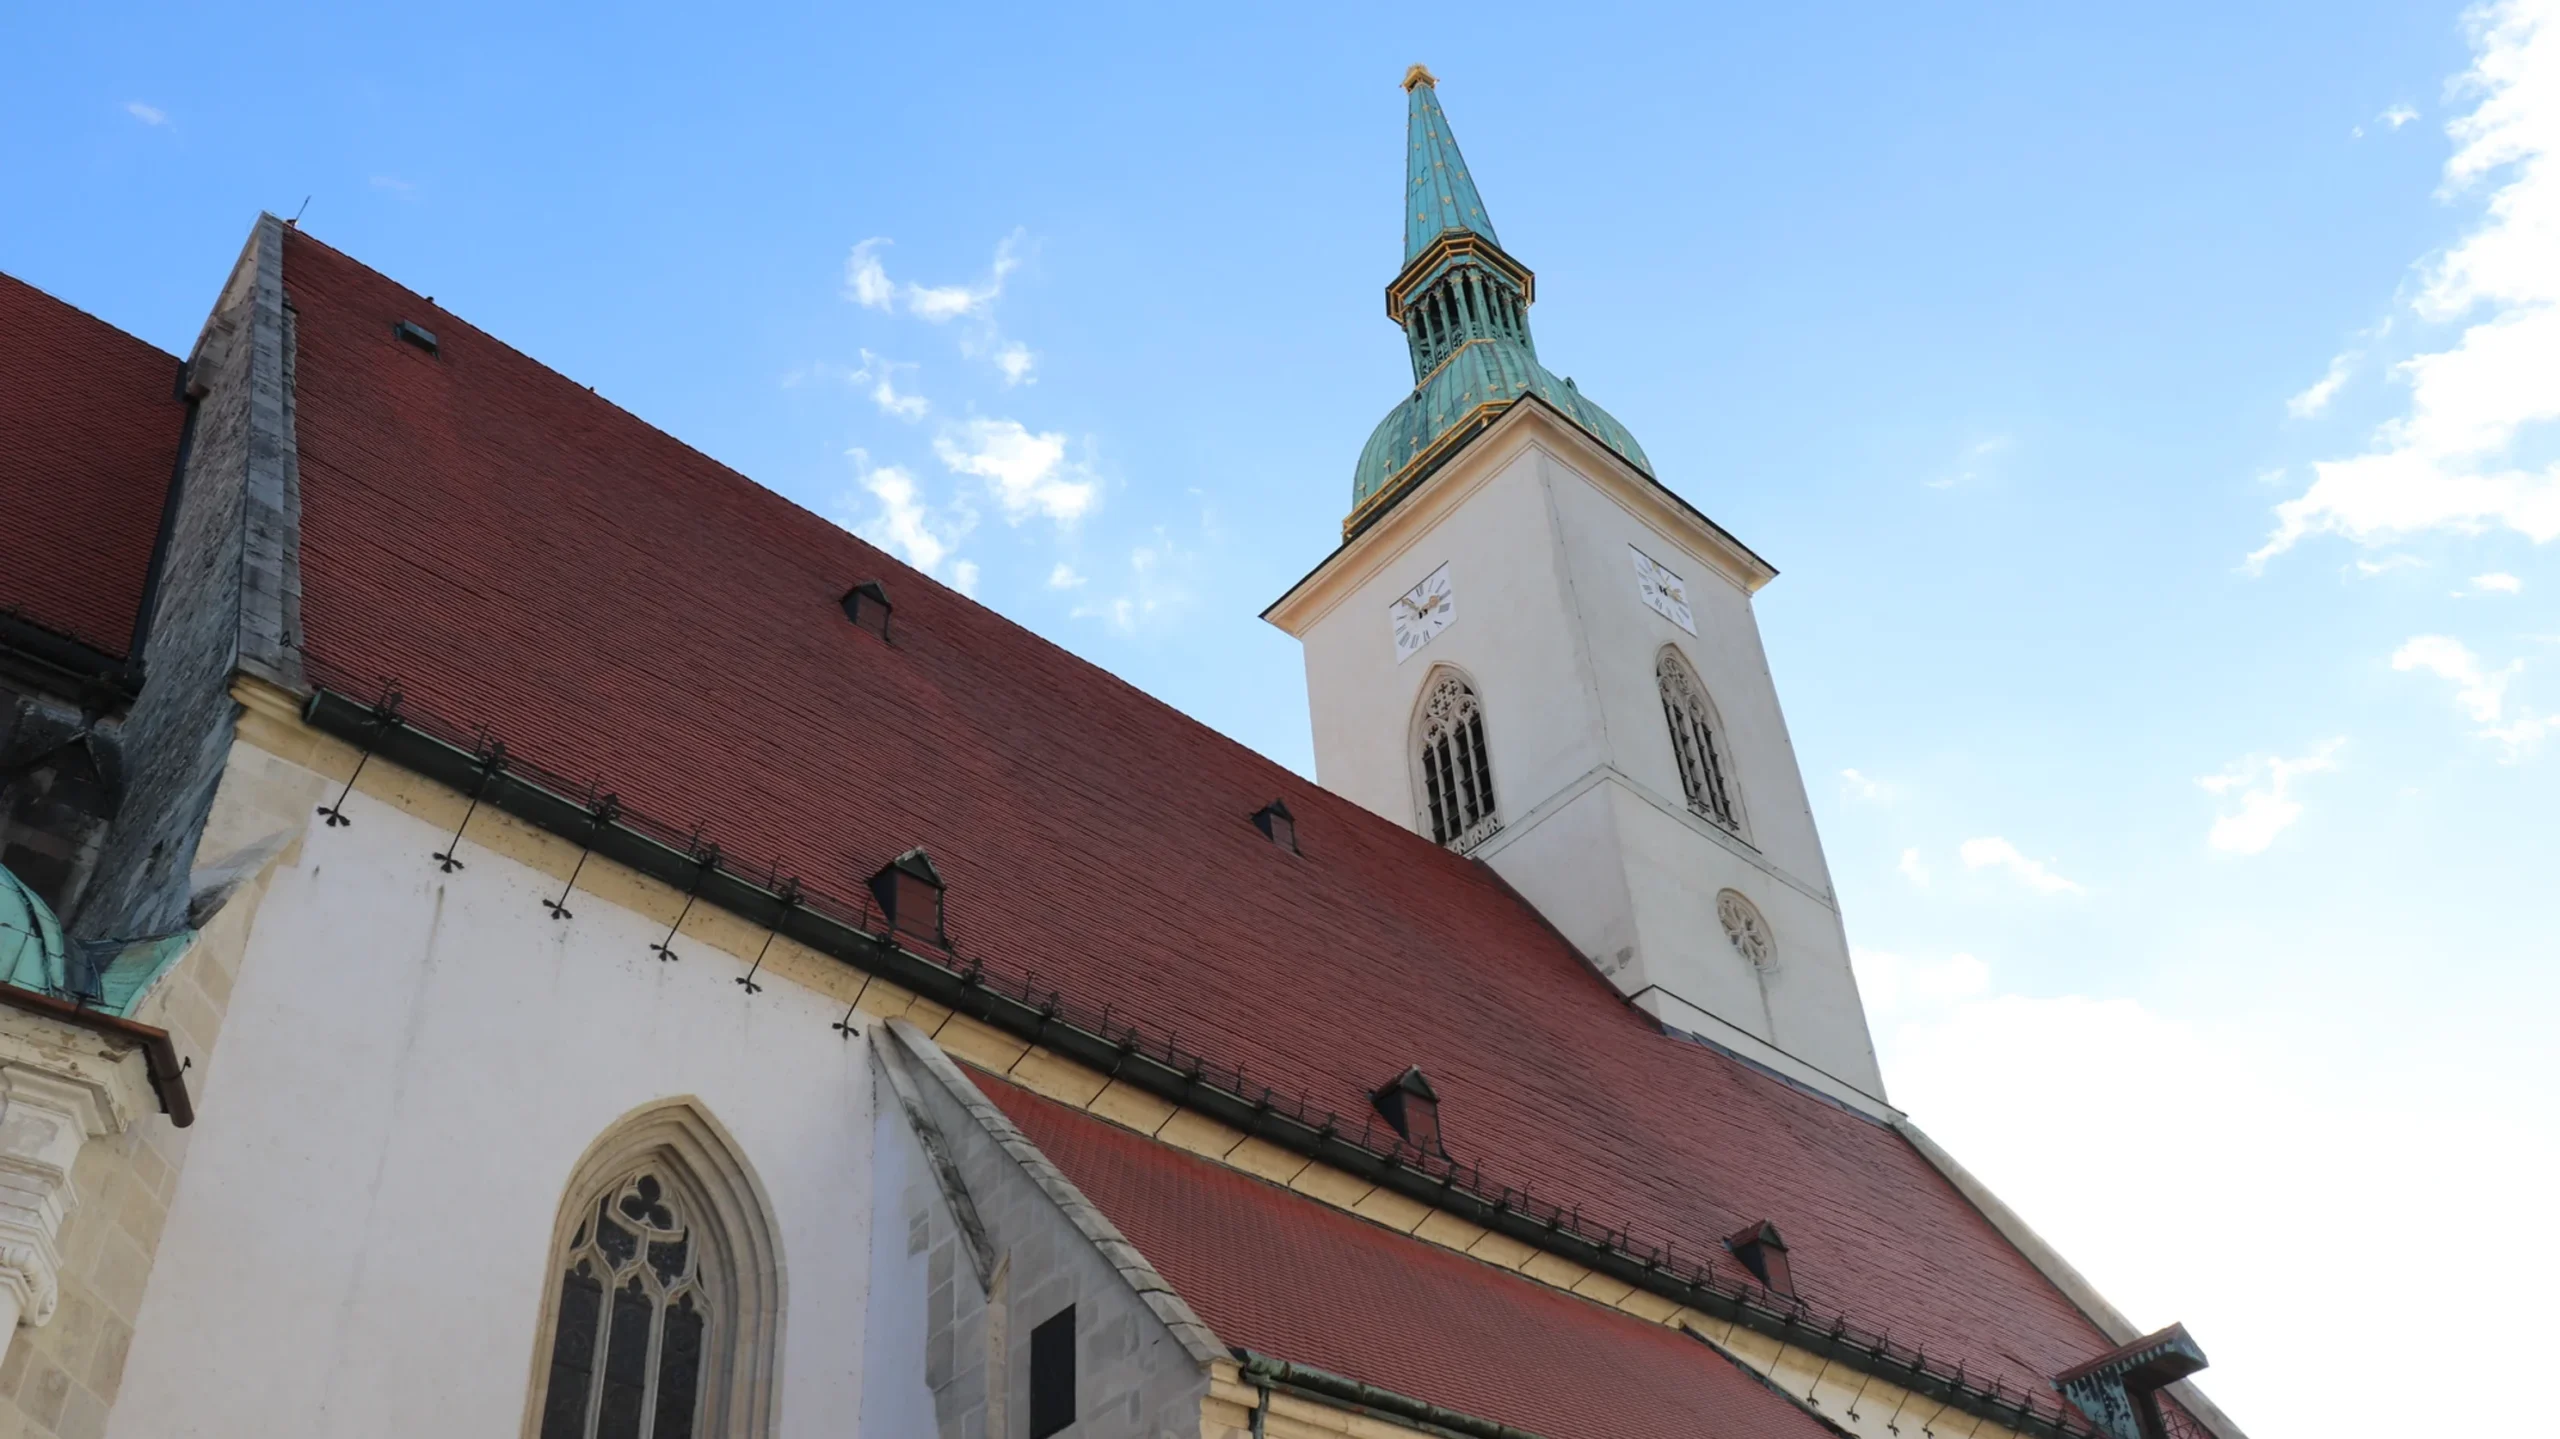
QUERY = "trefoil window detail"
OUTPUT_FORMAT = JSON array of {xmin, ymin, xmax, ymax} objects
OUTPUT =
[
  {"xmin": 1415, "ymin": 672, "xmax": 1499, "ymax": 851},
  {"xmin": 1657, "ymin": 649, "xmax": 1739, "ymax": 833},
  {"xmin": 539, "ymin": 1173, "xmax": 709, "ymax": 1439}
]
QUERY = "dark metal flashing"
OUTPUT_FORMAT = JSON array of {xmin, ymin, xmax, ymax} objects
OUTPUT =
[
  {"xmin": 0, "ymin": 613, "xmax": 143, "ymax": 703},
  {"xmin": 129, "ymin": 356, "xmax": 204, "ymax": 665},
  {"xmin": 0, "ymin": 982, "xmax": 194, "ymax": 1126},
  {"xmin": 1235, "ymin": 1350, "xmax": 1545, "ymax": 1439},
  {"xmin": 296, "ymin": 685, "xmax": 2100, "ymax": 1439}
]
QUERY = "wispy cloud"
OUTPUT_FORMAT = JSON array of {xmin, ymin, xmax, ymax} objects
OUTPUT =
[
  {"xmin": 2349, "ymin": 553, "xmax": 2426, "ymax": 578},
  {"xmin": 995, "ymin": 342, "xmax": 1037, "ymax": 386},
  {"xmin": 2392, "ymin": 633, "xmax": 2518, "ymax": 721},
  {"xmin": 841, "ymin": 449, "xmax": 974, "ymax": 580},
  {"xmin": 2251, "ymin": 3, "xmax": 2560, "ymax": 567},
  {"xmin": 1047, "ymin": 562, "xmax": 1086, "ymax": 589},
  {"xmin": 1840, "ymin": 768, "xmax": 1892, "ymax": 801},
  {"xmin": 1898, "ymin": 847, "xmax": 1931, "ymax": 887},
  {"xmin": 125, "ymin": 101, "xmax": 167, "ymax": 126},
  {"xmin": 370, "ymin": 175, "xmax": 417, "ymax": 195},
  {"xmin": 2471, "ymin": 570, "xmax": 2525, "ymax": 593},
  {"xmin": 1927, "ymin": 434, "xmax": 2011, "ymax": 490},
  {"xmin": 2381, "ymin": 103, "xmax": 2422, "ymax": 130},
  {"xmin": 843, "ymin": 232, "xmax": 1043, "ymax": 385},
  {"xmin": 2198, "ymin": 739, "xmax": 2346, "ymax": 855},
  {"xmin": 934, "ymin": 418, "xmax": 1096, "ymax": 526},
  {"xmin": 1069, "ymin": 530, "xmax": 1199, "ymax": 634},
  {"xmin": 1958, "ymin": 836, "xmax": 2086, "ymax": 895},
  {"xmin": 2286, "ymin": 351, "xmax": 2357, "ymax": 418}
]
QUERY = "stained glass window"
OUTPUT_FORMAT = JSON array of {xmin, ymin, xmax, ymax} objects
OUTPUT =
[{"xmin": 537, "ymin": 1173, "xmax": 710, "ymax": 1439}]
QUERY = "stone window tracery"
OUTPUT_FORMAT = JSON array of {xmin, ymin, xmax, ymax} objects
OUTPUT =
[
  {"xmin": 525, "ymin": 1102, "xmax": 779, "ymax": 1439},
  {"xmin": 1415, "ymin": 672, "xmax": 1500, "ymax": 851},
  {"xmin": 1657, "ymin": 649, "xmax": 1741, "ymax": 834}
]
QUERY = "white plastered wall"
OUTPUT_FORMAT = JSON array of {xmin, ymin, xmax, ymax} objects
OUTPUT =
[
  {"xmin": 1276, "ymin": 410, "xmax": 1885, "ymax": 1108},
  {"xmin": 107, "ymin": 741, "xmax": 879, "ymax": 1439}
]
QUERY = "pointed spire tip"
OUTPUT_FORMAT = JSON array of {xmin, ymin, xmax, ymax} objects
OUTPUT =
[{"xmin": 1402, "ymin": 64, "xmax": 1437, "ymax": 92}]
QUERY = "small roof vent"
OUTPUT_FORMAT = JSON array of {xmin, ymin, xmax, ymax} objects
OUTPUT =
[
  {"xmin": 1370, "ymin": 1066, "xmax": 1443, "ymax": 1155},
  {"xmin": 1250, "ymin": 799, "xmax": 1298, "ymax": 853},
  {"xmin": 1725, "ymin": 1220, "xmax": 1793, "ymax": 1296},
  {"xmin": 841, "ymin": 580, "xmax": 893, "ymax": 641},
  {"xmin": 868, "ymin": 847, "xmax": 945, "ymax": 947},
  {"xmin": 392, "ymin": 320, "xmax": 440, "ymax": 356}
]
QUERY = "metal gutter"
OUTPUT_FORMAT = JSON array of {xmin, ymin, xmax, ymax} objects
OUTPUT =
[
  {"xmin": 0, "ymin": 983, "xmax": 194, "ymax": 1127},
  {"xmin": 1234, "ymin": 1351, "xmax": 1545, "ymax": 1439},
  {"xmin": 296, "ymin": 686, "xmax": 2097, "ymax": 1439}
]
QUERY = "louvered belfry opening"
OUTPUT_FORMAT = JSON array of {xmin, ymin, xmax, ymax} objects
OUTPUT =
[
  {"xmin": 1657, "ymin": 649, "xmax": 1739, "ymax": 833},
  {"xmin": 1416, "ymin": 673, "xmax": 1499, "ymax": 850},
  {"xmin": 1402, "ymin": 262, "xmax": 1533, "ymax": 379}
]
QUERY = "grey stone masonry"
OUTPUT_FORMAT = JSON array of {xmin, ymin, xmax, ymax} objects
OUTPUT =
[
  {"xmin": 879, "ymin": 1021, "xmax": 1217, "ymax": 1439},
  {"xmin": 72, "ymin": 215, "xmax": 301, "ymax": 942}
]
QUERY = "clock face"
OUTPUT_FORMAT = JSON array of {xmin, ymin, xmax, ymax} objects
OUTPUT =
[
  {"xmin": 1629, "ymin": 545, "xmax": 1698, "ymax": 634},
  {"xmin": 1390, "ymin": 562, "xmax": 1456, "ymax": 663}
]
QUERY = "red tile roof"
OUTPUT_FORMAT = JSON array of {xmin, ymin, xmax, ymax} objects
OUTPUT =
[
  {"xmin": 277, "ymin": 229, "xmax": 2123, "ymax": 1401},
  {"xmin": 0, "ymin": 272, "xmax": 183, "ymax": 660},
  {"xmin": 979, "ymin": 1072, "xmax": 1840, "ymax": 1439}
]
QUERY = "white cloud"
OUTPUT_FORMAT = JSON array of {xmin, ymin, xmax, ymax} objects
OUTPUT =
[
  {"xmin": 1898, "ymin": 847, "xmax": 1931, "ymax": 887},
  {"xmin": 1958, "ymin": 836, "xmax": 2086, "ymax": 895},
  {"xmin": 1069, "ymin": 531, "xmax": 1198, "ymax": 634},
  {"xmin": 2472, "ymin": 570, "xmax": 2526, "ymax": 591},
  {"xmin": 1927, "ymin": 434, "xmax": 2011, "ymax": 489},
  {"xmin": 1839, "ymin": 768, "xmax": 1891, "ymax": 801},
  {"xmin": 2286, "ymin": 351, "xmax": 2357, "ymax": 417},
  {"xmin": 934, "ymin": 418, "xmax": 1096, "ymax": 525},
  {"xmin": 859, "ymin": 351, "xmax": 930, "ymax": 422},
  {"xmin": 995, "ymin": 342, "xmax": 1037, "ymax": 386},
  {"xmin": 125, "ymin": 101, "xmax": 166, "ymax": 126},
  {"xmin": 951, "ymin": 560, "xmax": 981, "ymax": 598},
  {"xmin": 843, "ymin": 239, "xmax": 899, "ymax": 310},
  {"xmin": 2350, "ymin": 553, "xmax": 2426, "ymax": 577},
  {"xmin": 2197, "ymin": 739, "xmax": 2346, "ymax": 855},
  {"xmin": 2252, "ymin": 3, "xmax": 2560, "ymax": 566},
  {"xmin": 842, "ymin": 450, "xmax": 973, "ymax": 580},
  {"xmin": 1047, "ymin": 563, "xmax": 1086, "ymax": 589},
  {"xmin": 2392, "ymin": 633, "xmax": 2519, "ymax": 720},
  {"xmin": 2382, "ymin": 103, "xmax": 2423, "ymax": 131}
]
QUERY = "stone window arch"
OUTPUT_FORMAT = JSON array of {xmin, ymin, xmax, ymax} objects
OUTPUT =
[
  {"xmin": 525, "ymin": 1100, "xmax": 782, "ymax": 1439},
  {"xmin": 1657, "ymin": 647, "xmax": 1742, "ymax": 834},
  {"xmin": 1413, "ymin": 668, "xmax": 1500, "ymax": 851}
]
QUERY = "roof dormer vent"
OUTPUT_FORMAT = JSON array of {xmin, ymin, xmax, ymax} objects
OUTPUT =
[
  {"xmin": 1250, "ymin": 799, "xmax": 1298, "ymax": 853},
  {"xmin": 840, "ymin": 580, "xmax": 893, "ymax": 641},
  {"xmin": 1725, "ymin": 1220, "xmax": 1793, "ymax": 1296},
  {"xmin": 868, "ymin": 848, "xmax": 945, "ymax": 946},
  {"xmin": 1370, "ymin": 1066, "xmax": 1443, "ymax": 1154},
  {"xmin": 392, "ymin": 320, "xmax": 440, "ymax": 356}
]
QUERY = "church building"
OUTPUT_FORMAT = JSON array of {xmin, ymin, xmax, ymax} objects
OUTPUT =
[{"xmin": 0, "ymin": 71, "xmax": 2241, "ymax": 1439}]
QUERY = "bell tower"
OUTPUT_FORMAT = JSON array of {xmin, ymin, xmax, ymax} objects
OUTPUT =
[{"xmin": 1265, "ymin": 69, "xmax": 1888, "ymax": 1113}]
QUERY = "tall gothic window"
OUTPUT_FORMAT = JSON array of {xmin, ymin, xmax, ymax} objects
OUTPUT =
[
  {"xmin": 540, "ymin": 1173, "xmax": 711, "ymax": 1439},
  {"xmin": 1415, "ymin": 671, "xmax": 1500, "ymax": 850},
  {"xmin": 527, "ymin": 1102, "xmax": 780, "ymax": 1439},
  {"xmin": 1657, "ymin": 649, "xmax": 1741, "ymax": 833}
]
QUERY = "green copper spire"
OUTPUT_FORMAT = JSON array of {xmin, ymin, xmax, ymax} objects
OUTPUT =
[
  {"xmin": 1349, "ymin": 69, "xmax": 1653, "ymax": 536},
  {"xmin": 1404, "ymin": 66, "xmax": 1499, "ymax": 260}
]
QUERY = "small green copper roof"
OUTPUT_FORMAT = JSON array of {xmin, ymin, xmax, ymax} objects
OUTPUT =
[
  {"xmin": 1353, "ymin": 340, "xmax": 1652, "ymax": 521},
  {"xmin": 1404, "ymin": 68, "xmax": 1499, "ymax": 261},
  {"xmin": 0, "ymin": 863, "xmax": 191, "ymax": 1019}
]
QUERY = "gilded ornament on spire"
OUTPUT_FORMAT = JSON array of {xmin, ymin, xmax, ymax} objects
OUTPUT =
[{"xmin": 1403, "ymin": 64, "xmax": 1438, "ymax": 92}]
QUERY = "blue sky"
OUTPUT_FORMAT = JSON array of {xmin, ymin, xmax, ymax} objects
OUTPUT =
[{"xmin": 7, "ymin": 2, "xmax": 2555, "ymax": 1433}]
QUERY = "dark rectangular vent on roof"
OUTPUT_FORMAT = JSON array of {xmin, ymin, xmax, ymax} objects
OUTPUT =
[
  {"xmin": 1250, "ymin": 799, "xmax": 1297, "ymax": 853},
  {"xmin": 840, "ymin": 580, "xmax": 892, "ymax": 641},
  {"xmin": 392, "ymin": 320, "xmax": 439, "ymax": 356},
  {"xmin": 1725, "ymin": 1220, "xmax": 1793, "ymax": 1296},
  {"xmin": 868, "ymin": 847, "xmax": 945, "ymax": 947},
  {"xmin": 1371, "ymin": 1066, "xmax": 1443, "ymax": 1155}
]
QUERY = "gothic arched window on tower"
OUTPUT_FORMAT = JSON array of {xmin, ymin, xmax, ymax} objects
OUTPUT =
[
  {"xmin": 1657, "ymin": 649, "xmax": 1742, "ymax": 834},
  {"xmin": 527, "ymin": 1102, "xmax": 779, "ymax": 1439},
  {"xmin": 1415, "ymin": 671, "xmax": 1500, "ymax": 851}
]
